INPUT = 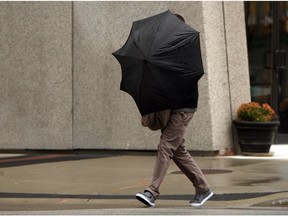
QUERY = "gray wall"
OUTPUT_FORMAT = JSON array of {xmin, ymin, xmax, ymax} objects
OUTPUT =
[{"xmin": 0, "ymin": 2, "xmax": 250, "ymax": 152}]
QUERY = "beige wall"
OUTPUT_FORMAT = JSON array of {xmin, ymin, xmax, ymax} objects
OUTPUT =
[
  {"xmin": 0, "ymin": 2, "xmax": 250, "ymax": 152},
  {"xmin": 0, "ymin": 2, "xmax": 73, "ymax": 149}
]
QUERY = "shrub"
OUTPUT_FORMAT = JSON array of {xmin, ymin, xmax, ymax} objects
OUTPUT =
[{"xmin": 237, "ymin": 102, "xmax": 275, "ymax": 122}]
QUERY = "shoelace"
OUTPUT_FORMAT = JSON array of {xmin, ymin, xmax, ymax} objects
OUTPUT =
[
  {"xmin": 144, "ymin": 191, "xmax": 153, "ymax": 198},
  {"xmin": 192, "ymin": 194, "xmax": 201, "ymax": 202},
  {"xmin": 144, "ymin": 192, "xmax": 152, "ymax": 198}
]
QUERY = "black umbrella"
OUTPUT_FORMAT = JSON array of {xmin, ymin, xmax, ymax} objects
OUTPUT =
[{"xmin": 112, "ymin": 10, "xmax": 204, "ymax": 116}]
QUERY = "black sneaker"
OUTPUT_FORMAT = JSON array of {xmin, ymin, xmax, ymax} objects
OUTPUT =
[
  {"xmin": 189, "ymin": 189, "xmax": 213, "ymax": 207},
  {"xmin": 136, "ymin": 190, "xmax": 155, "ymax": 207}
]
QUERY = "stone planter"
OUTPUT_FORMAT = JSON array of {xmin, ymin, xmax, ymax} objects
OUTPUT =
[{"xmin": 233, "ymin": 120, "xmax": 280, "ymax": 154}]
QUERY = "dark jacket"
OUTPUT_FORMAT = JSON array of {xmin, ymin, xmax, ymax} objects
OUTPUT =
[{"xmin": 173, "ymin": 84, "xmax": 198, "ymax": 113}]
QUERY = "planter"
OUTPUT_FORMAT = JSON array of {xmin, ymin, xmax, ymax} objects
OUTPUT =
[{"xmin": 233, "ymin": 120, "xmax": 280, "ymax": 153}]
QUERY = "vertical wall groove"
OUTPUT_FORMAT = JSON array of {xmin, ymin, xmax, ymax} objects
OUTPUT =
[
  {"xmin": 222, "ymin": 2, "xmax": 233, "ymax": 123},
  {"xmin": 71, "ymin": 1, "xmax": 75, "ymax": 149}
]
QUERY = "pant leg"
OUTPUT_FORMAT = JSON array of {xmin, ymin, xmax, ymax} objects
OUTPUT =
[
  {"xmin": 173, "ymin": 140, "xmax": 210, "ymax": 194},
  {"xmin": 146, "ymin": 112, "xmax": 193, "ymax": 198}
]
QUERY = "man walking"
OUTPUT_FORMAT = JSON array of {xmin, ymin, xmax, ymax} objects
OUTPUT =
[{"xmin": 136, "ymin": 14, "xmax": 213, "ymax": 208}]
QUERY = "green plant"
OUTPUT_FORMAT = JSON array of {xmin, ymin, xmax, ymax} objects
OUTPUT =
[{"xmin": 237, "ymin": 102, "xmax": 276, "ymax": 122}]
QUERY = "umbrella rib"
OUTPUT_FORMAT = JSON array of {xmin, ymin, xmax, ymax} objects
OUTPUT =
[
  {"xmin": 132, "ymin": 40, "xmax": 146, "ymax": 60},
  {"xmin": 132, "ymin": 11, "xmax": 168, "ymax": 61},
  {"xmin": 148, "ymin": 14, "xmax": 169, "ymax": 56}
]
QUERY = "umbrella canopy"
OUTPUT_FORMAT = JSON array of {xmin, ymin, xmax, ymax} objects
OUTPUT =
[{"xmin": 112, "ymin": 10, "xmax": 204, "ymax": 116}]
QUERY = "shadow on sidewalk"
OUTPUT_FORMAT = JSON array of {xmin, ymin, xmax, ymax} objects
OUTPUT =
[
  {"xmin": 0, "ymin": 153, "xmax": 119, "ymax": 168},
  {"xmin": 0, "ymin": 150, "xmax": 156, "ymax": 168}
]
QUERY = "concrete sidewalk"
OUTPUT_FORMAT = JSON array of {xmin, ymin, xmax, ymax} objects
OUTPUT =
[{"xmin": 0, "ymin": 145, "xmax": 288, "ymax": 215}]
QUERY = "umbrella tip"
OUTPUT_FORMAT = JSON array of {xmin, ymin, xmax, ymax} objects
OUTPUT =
[{"xmin": 174, "ymin": 13, "xmax": 185, "ymax": 23}]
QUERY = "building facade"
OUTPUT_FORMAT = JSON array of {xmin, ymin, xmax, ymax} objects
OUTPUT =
[
  {"xmin": 245, "ymin": 2, "xmax": 288, "ymax": 144},
  {"xmin": 0, "ymin": 1, "xmax": 260, "ymax": 153}
]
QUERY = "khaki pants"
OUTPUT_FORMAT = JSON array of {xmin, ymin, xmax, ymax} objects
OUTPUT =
[{"xmin": 146, "ymin": 112, "xmax": 210, "ymax": 198}]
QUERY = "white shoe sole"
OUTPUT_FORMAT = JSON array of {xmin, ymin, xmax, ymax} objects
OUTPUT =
[
  {"xmin": 136, "ymin": 193, "xmax": 155, "ymax": 207},
  {"xmin": 189, "ymin": 191, "xmax": 214, "ymax": 207}
]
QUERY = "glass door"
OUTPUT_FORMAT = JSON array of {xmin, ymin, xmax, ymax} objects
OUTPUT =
[
  {"xmin": 245, "ymin": 2, "xmax": 288, "ymax": 143},
  {"xmin": 277, "ymin": 2, "xmax": 288, "ymax": 142}
]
